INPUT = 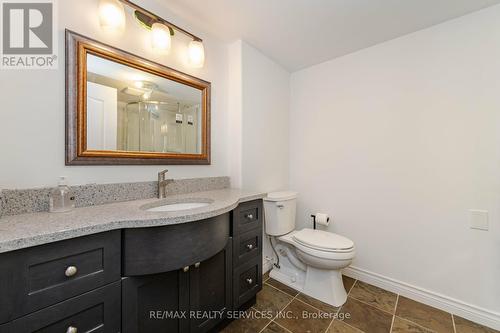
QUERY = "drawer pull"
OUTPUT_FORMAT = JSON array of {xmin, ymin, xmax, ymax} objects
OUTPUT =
[
  {"xmin": 194, "ymin": 262, "xmax": 201, "ymax": 268},
  {"xmin": 245, "ymin": 214, "xmax": 254, "ymax": 220},
  {"xmin": 66, "ymin": 326, "xmax": 78, "ymax": 333},
  {"xmin": 183, "ymin": 266, "xmax": 190, "ymax": 272},
  {"xmin": 65, "ymin": 266, "xmax": 78, "ymax": 277},
  {"xmin": 246, "ymin": 278, "xmax": 253, "ymax": 285},
  {"xmin": 246, "ymin": 244, "xmax": 254, "ymax": 251}
]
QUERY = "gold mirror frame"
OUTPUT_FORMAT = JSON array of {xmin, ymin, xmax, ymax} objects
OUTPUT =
[{"xmin": 65, "ymin": 30, "xmax": 211, "ymax": 165}]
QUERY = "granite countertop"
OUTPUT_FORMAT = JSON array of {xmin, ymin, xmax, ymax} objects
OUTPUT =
[{"xmin": 0, "ymin": 188, "xmax": 266, "ymax": 254}]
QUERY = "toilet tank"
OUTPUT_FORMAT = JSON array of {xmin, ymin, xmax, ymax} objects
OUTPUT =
[{"xmin": 263, "ymin": 191, "xmax": 298, "ymax": 236}]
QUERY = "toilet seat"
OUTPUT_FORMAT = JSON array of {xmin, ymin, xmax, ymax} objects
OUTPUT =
[
  {"xmin": 279, "ymin": 229, "xmax": 355, "ymax": 261},
  {"xmin": 293, "ymin": 229, "xmax": 354, "ymax": 253}
]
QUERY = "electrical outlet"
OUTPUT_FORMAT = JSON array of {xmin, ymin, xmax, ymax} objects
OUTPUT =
[{"xmin": 469, "ymin": 210, "xmax": 489, "ymax": 231}]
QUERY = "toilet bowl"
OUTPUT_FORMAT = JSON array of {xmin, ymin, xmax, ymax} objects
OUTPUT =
[
  {"xmin": 278, "ymin": 229, "xmax": 355, "ymax": 306},
  {"xmin": 264, "ymin": 192, "xmax": 355, "ymax": 307}
]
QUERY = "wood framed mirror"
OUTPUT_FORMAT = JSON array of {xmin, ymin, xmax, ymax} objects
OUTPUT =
[{"xmin": 65, "ymin": 30, "xmax": 211, "ymax": 165}]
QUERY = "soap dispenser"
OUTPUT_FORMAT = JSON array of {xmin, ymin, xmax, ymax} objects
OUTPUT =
[{"xmin": 49, "ymin": 177, "xmax": 75, "ymax": 213}]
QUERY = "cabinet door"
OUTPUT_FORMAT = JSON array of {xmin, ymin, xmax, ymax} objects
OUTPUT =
[
  {"xmin": 189, "ymin": 240, "xmax": 233, "ymax": 333},
  {"xmin": 122, "ymin": 270, "xmax": 190, "ymax": 333}
]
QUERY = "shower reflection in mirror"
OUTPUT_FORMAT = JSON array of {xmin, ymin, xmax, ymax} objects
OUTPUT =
[{"xmin": 86, "ymin": 54, "xmax": 202, "ymax": 155}]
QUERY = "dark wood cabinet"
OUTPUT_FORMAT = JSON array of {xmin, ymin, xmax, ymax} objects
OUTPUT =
[
  {"xmin": 0, "ymin": 231, "xmax": 121, "ymax": 323},
  {"xmin": 8, "ymin": 282, "xmax": 121, "ymax": 333},
  {"xmin": 123, "ymin": 214, "xmax": 230, "ymax": 276},
  {"xmin": 122, "ymin": 270, "xmax": 190, "ymax": 333},
  {"xmin": 190, "ymin": 239, "xmax": 232, "ymax": 333},
  {"xmin": 232, "ymin": 200, "xmax": 263, "ymax": 309},
  {"xmin": 122, "ymin": 240, "xmax": 233, "ymax": 333},
  {"xmin": 233, "ymin": 200, "xmax": 263, "ymax": 235},
  {"xmin": 233, "ymin": 256, "xmax": 262, "ymax": 308},
  {"xmin": 233, "ymin": 227, "xmax": 262, "ymax": 267},
  {"xmin": 0, "ymin": 200, "xmax": 263, "ymax": 333}
]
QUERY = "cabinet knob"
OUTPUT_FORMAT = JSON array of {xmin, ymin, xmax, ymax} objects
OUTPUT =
[
  {"xmin": 66, "ymin": 326, "xmax": 78, "ymax": 333},
  {"xmin": 246, "ymin": 278, "xmax": 253, "ymax": 285},
  {"xmin": 194, "ymin": 262, "xmax": 201, "ymax": 268},
  {"xmin": 183, "ymin": 266, "xmax": 190, "ymax": 272},
  {"xmin": 245, "ymin": 214, "xmax": 254, "ymax": 220},
  {"xmin": 246, "ymin": 244, "xmax": 254, "ymax": 251},
  {"xmin": 65, "ymin": 266, "xmax": 78, "ymax": 277}
]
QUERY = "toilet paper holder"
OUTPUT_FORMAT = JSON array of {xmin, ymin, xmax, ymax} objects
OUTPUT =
[{"xmin": 310, "ymin": 214, "xmax": 330, "ymax": 230}]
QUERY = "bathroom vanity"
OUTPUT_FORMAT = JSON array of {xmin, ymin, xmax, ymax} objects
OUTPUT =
[{"xmin": 0, "ymin": 189, "xmax": 264, "ymax": 333}]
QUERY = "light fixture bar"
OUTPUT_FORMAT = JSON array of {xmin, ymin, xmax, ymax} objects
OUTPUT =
[{"xmin": 118, "ymin": 0, "xmax": 203, "ymax": 42}]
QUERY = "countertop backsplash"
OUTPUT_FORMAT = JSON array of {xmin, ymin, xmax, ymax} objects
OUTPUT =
[{"xmin": 0, "ymin": 177, "xmax": 230, "ymax": 217}]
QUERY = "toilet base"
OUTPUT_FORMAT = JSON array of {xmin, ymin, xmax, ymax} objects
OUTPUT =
[
  {"xmin": 268, "ymin": 258, "xmax": 348, "ymax": 308},
  {"xmin": 304, "ymin": 266, "xmax": 347, "ymax": 307},
  {"xmin": 269, "ymin": 263, "xmax": 305, "ymax": 293}
]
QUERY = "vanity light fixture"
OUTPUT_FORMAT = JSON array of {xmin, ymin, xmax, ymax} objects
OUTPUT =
[
  {"xmin": 188, "ymin": 40, "xmax": 205, "ymax": 68},
  {"xmin": 99, "ymin": 0, "xmax": 205, "ymax": 68},
  {"xmin": 98, "ymin": 0, "xmax": 126, "ymax": 32},
  {"xmin": 151, "ymin": 23, "xmax": 171, "ymax": 55}
]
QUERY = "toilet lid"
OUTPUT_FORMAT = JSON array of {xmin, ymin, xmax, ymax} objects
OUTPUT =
[
  {"xmin": 293, "ymin": 229, "xmax": 354, "ymax": 252},
  {"xmin": 265, "ymin": 191, "xmax": 298, "ymax": 201}
]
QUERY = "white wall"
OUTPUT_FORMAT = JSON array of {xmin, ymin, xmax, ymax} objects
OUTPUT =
[
  {"xmin": 290, "ymin": 4, "xmax": 500, "ymax": 318},
  {"xmin": 227, "ymin": 40, "xmax": 291, "ymax": 268},
  {"xmin": 227, "ymin": 40, "xmax": 290, "ymax": 192},
  {"xmin": 240, "ymin": 42, "xmax": 290, "ymax": 192},
  {"xmin": 0, "ymin": 0, "xmax": 229, "ymax": 189},
  {"xmin": 240, "ymin": 41, "xmax": 290, "ymax": 268},
  {"xmin": 227, "ymin": 41, "xmax": 243, "ymax": 188}
]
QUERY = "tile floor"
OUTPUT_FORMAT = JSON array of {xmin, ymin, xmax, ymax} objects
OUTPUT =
[{"xmin": 221, "ymin": 272, "xmax": 498, "ymax": 333}]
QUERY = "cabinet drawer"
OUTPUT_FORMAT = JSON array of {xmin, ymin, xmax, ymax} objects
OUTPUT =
[
  {"xmin": 233, "ymin": 200, "xmax": 262, "ymax": 235},
  {"xmin": 8, "ymin": 281, "xmax": 121, "ymax": 333},
  {"xmin": 233, "ymin": 257, "xmax": 262, "ymax": 308},
  {"xmin": 0, "ymin": 231, "xmax": 121, "ymax": 322},
  {"xmin": 233, "ymin": 228, "xmax": 262, "ymax": 268}
]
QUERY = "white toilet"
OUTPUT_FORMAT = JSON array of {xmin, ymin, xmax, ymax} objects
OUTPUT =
[{"xmin": 264, "ymin": 191, "xmax": 355, "ymax": 307}]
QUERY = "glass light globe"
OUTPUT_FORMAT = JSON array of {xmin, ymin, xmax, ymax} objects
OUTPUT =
[
  {"xmin": 188, "ymin": 40, "xmax": 205, "ymax": 68},
  {"xmin": 98, "ymin": 0, "xmax": 126, "ymax": 32},
  {"xmin": 151, "ymin": 23, "xmax": 171, "ymax": 55}
]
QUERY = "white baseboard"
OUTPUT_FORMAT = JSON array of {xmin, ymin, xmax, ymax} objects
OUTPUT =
[
  {"xmin": 343, "ymin": 266, "xmax": 500, "ymax": 331},
  {"xmin": 263, "ymin": 259, "xmax": 274, "ymax": 274}
]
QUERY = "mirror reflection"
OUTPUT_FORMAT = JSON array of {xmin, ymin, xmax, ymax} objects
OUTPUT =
[{"xmin": 86, "ymin": 54, "xmax": 202, "ymax": 154}]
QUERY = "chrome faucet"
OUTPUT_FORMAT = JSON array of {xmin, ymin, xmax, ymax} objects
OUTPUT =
[{"xmin": 158, "ymin": 169, "xmax": 170, "ymax": 199}]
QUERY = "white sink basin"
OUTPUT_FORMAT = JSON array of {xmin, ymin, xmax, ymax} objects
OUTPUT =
[{"xmin": 146, "ymin": 202, "xmax": 210, "ymax": 212}]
